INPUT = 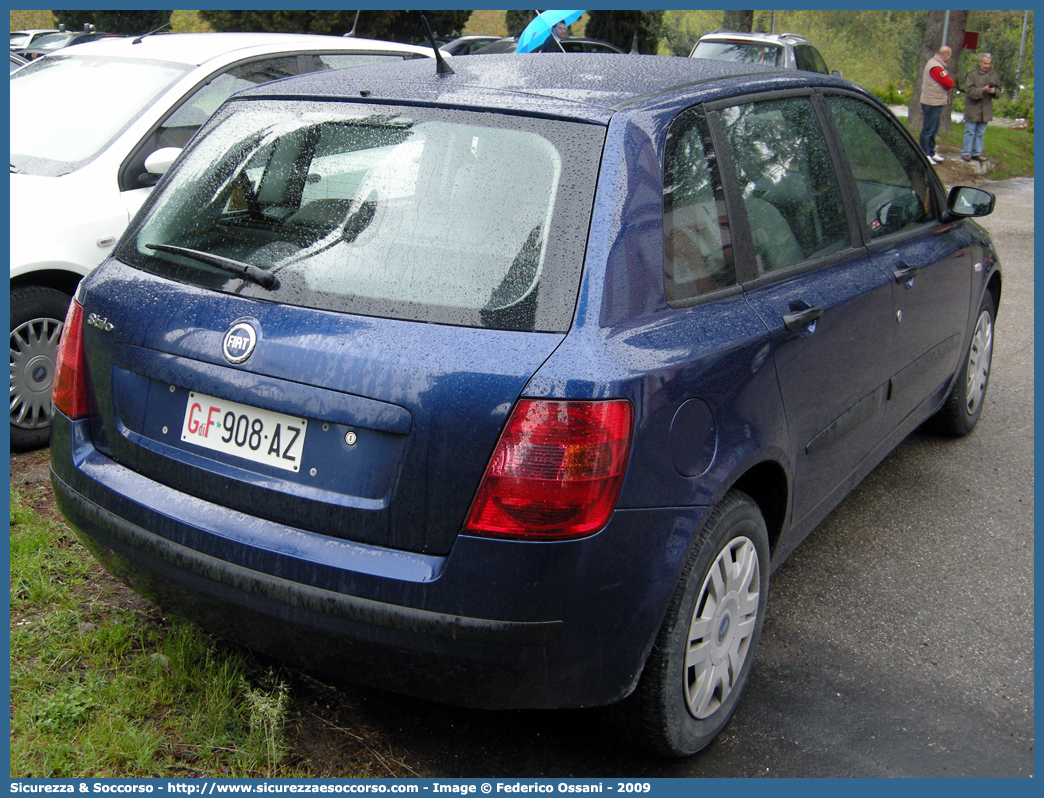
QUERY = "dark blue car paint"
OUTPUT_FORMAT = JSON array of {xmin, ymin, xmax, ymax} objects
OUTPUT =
[
  {"xmin": 54, "ymin": 413, "xmax": 707, "ymax": 706},
  {"xmin": 78, "ymin": 263, "xmax": 570, "ymax": 555},
  {"xmin": 51, "ymin": 55, "xmax": 1002, "ymax": 711}
]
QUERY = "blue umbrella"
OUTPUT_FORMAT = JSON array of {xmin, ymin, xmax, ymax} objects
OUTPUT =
[{"xmin": 516, "ymin": 10, "xmax": 585, "ymax": 54}]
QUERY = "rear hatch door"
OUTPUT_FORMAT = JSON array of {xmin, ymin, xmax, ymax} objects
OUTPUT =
[{"xmin": 83, "ymin": 98, "xmax": 605, "ymax": 556}]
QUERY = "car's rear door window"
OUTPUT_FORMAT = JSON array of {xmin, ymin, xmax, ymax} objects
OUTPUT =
[
  {"xmin": 717, "ymin": 96, "xmax": 850, "ymax": 276},
  {"xmin": 119, "ymin": 100, "xmax": 604, "ymax": 332}
]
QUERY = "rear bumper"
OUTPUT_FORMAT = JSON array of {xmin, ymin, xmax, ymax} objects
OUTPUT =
[{"xmin": 52, "ymin": 414, "xmax": 707, "ymax": 709}]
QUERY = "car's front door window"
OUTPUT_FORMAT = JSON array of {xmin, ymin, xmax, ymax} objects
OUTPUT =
[
  {"xmin": 824, "ymin": 94, "xmax": 934, "ymax": 239},
  {"xmin": 158, "ymin": 57, "xmax": 301, "ymax": 150},
  {"xmin": 718, "ymin": 97, "xmax": 850, "ymax": 277}
]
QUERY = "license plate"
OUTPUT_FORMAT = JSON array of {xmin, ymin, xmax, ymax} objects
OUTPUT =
[{"xmin": 181, "ymin": 391, "xmax": 307, "ymax": 472}]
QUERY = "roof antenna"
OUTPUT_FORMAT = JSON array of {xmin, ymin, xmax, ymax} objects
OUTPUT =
[
  {"xmin": 343, "ymin": 10, "xmax": 360, "ymax": 38},
  {"xmin": 630, "ymin": 10, "xmax": 640, "ymax": 54},
  {"xmin": 132, "ymin": 21, "xmax": 171, "ymax": 45},
  {"xmin": 420, "ymin": 12, "xmax": 454, "ymax": 74}
]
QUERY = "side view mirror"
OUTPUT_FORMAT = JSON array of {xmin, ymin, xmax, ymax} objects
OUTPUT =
[
  {"xmin": 831, "ymin": 70, "xmax": 843, "ymax": 78},
  {"xmin": 947, "ymin": 185, "xmax": 996, "ymax": 218},
  {"xmin": 144, "ymin": 147, "xmax": 183, "ymax": 176}
]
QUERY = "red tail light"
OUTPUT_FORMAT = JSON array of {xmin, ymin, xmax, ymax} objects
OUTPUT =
[
  {"xmin": 52, "ymin": 299, "xmax": 88, "ymax": 420},
  {"xmin": 464, "ymin": 399, "xmax": 634, "ymax": 540}
]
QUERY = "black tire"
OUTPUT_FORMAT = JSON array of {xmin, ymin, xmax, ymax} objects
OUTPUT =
[
  {"xmin": 929, "ymin": 292, "xmax": 995, "ymax": 438},
  {"xmin": 624, "ymin": 489, "xmax": 770, "ymax": 757},
  {"xmin": 10, "ymin": 285, "xmax": 72, "ymax": 451}
]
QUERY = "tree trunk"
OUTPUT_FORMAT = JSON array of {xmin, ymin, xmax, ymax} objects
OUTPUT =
[
  {"xmin": 722, "ymin": 10, "xmax": 754, "ymax": 32},
  {"xmin": 909, "ymin": 10, "xmax": 968, "ymax": 134}
]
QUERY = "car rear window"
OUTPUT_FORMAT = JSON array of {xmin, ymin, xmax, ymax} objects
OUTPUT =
[
  {"xmin": 118, "ymin": 99, "xmax": 604, "ymax": 332},
  {"xmin": 692, "ymin": 40, "xmax": 783, "ymax": 68}
]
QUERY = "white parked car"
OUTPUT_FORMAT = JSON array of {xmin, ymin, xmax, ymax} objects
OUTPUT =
[
  {"xmin": 690, "ymin": 30, "xmax": 836, "ymax": 75},
  {"xmin": 9, "ymin": 32, "xmax": 439, "ymax": 450},
  {"xmin": 9, "ymin": 28, "xmax": 59, "ymax": 51}
]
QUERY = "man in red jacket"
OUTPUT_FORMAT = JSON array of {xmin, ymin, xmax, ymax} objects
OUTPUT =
[{"xmin": 919, "ymin": 45, "xmax": 955, "ymax": 163}]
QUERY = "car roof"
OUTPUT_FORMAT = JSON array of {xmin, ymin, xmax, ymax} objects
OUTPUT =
[
  {"xmin": 44, "ymin": 31, "xmax": 434, "ymax": 67},
  {"xmin": 238, "ymin": 53, "xmax": 850, "ymax": 124}
]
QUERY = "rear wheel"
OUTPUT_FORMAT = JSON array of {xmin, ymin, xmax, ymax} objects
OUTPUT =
[
  {"xmin": 10, "ymin": 286, "xmax": 72, "ymax": 451},
  {"xmin": 626, "ymin": 490, "xmax": 769, "ymax": 757},
  {"xmin": 930, "ymin": 292, "xmax": 995, "ymax": 437}
]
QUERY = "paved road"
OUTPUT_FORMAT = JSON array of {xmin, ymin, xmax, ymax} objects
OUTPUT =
[{"xmin": 331, "ymin": 179, "xmax": 1034, "ymax": 778}]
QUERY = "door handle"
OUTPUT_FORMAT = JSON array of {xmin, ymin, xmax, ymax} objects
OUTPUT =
[
  {"xmin": 783, "ymin": 306, "xmax": 824, "ymax": 332},
  {"xmin": 893, "ymin": 264, "xmax": 919, "ymax": 284}
]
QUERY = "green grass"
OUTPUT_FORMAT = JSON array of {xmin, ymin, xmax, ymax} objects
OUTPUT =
[
  {"xmin": 904, "ymin": 120, "xmax": 1035, "ymax": 181},
  {"xmin": 10, "ymin": 487, "xmax": 307, "ymax": 778},
  {"xmin": 937, "ymin": 124, "xmax": 1035, "ymax": 180}
]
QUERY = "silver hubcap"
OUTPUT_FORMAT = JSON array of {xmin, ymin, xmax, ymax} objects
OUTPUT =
[
  {"xmin": 684, "ymin": 536, "xmax": 760, "ymax": 719},
  {"xmin": 10, "ymin": 316, "xmax": 63, "ymax": 430},
  {"xmin": 965, "ymin": 309, "xmax": 993, "ymax": 416}
]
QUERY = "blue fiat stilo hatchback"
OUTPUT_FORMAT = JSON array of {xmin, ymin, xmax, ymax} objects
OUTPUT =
[{"xmin": 50, "ymin": 54, "xmax": 1001, "ymax": 756}]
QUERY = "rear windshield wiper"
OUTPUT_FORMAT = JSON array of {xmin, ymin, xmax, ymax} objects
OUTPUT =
[{"xmin": 146, "ymin": 244, "xmax": 279, "ymax": 289}]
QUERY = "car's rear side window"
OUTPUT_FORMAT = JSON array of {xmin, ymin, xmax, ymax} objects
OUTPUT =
[
  {"xmin": 663, "ymin": 107, "xmax": 735, "ymax": 306},
  {"xmin": 119, "ymin": 100, "xmax": 605, "ymax": 332},
  {"xmin": 794, "ymin": 45, "xmax": 829, "ymax": 74}
]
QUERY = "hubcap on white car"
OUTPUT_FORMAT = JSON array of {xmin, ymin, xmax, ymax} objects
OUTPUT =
[
  {"xmin": 684, "ymin": 536, "xmax": 761, "ymax": 719},
  {"xmin": 10, "ymin": 316, "xmax": 62, "ymax": 430}
]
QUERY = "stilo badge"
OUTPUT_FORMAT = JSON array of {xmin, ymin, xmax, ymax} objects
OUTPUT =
[{"xmin": 223, "ymin": 321, "xmax": 257, "ymax": 364}]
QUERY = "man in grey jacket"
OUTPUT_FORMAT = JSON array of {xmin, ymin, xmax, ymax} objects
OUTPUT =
[{"xmin": 962, "ymin": 53, "xmax": 1001, "ymax": 161}]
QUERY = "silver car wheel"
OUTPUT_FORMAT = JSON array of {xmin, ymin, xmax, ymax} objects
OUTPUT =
[
  {"xmin": 684, "ymin": 535, "xmax": 761, "ymax": 719},
  {"xmin": 964, "ymin": 308, "xmax": 993, "ymax": 416},
  {"xmin": 10, "ymin": 315, "xmax": 63, "ymax": 430}
]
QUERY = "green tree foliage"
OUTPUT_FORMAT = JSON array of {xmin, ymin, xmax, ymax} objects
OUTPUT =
[
  {"xmin": 722, "ymin": 10, "xmax": 754, "ymax": 33},
  {"xmin": 966, "ymin": 10, "xmax": 1034, "ymax": 97},
  {"xmin": 10, "ymin": 10, "xmax": 56, "ymax": 31},
  {"xmin": 767, "ymin": 10, "xmax": 926, "ymax": 92},
  {"xmin": 910, "ymin": 10, "xmax": 967, "ymax": 133},
  {"xmin": 169, "ymin": 11, "xmax": 211, "ymax": 34},
  {"xmin": 585, "ymin": 10, "xmax": 664, "ymax": 54},
  {"xmin": 505, "ymin": 10, "xmax": 537, "ymax": 38},
  {"xmin": 668, "ymin": 10, "xmax": 933, "ymax": 95},
  {"xmin": 197, "ymin": 10, "xmax": 471, "ymax": 45},
  {"xmin": 51, "ymin": 10, "xmax": 171, "ymax": 35},
  {"xmin": 661, "ymin": 10, "xmax": 725, "ymax": 56}
]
